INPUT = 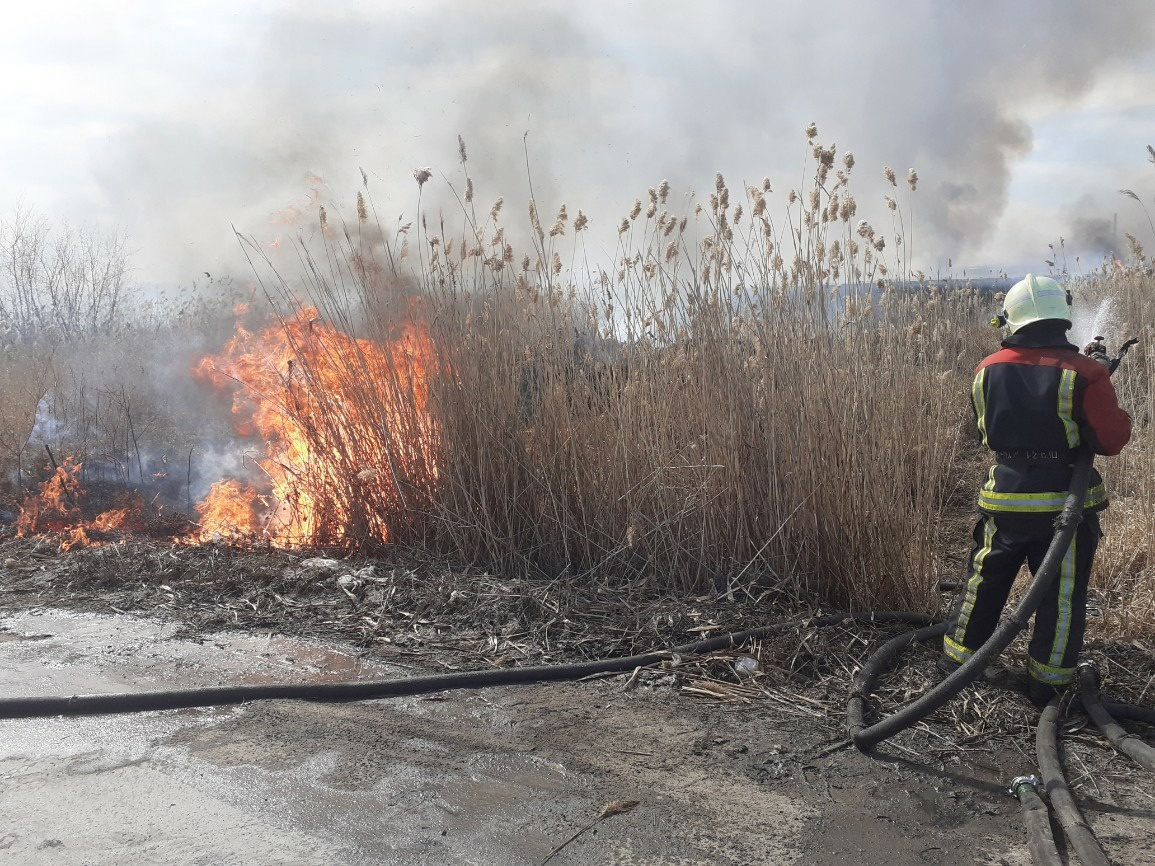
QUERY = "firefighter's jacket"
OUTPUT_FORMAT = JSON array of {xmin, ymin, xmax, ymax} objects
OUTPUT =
[{"xmin": 972, "ymin": 329, "xmax": 1131, "ymax": 515}]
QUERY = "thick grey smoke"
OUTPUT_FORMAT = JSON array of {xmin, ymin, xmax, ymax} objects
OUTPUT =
[
  {"xmin": 73, "ymin": 1, "xmax": 1155, "ymax": 281},
  {"xmin": 1067, "ymin": 211, "xmax": 1117, "ymax": 260}
]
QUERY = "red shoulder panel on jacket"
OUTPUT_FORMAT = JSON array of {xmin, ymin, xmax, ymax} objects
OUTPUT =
[
  {"xmin": 975, "ymin": 345, "xmax": 1107, "ymax": 378},
  {"xmin": 974, "ymin": 345, "xmax": 1130, "ymax": 456}
]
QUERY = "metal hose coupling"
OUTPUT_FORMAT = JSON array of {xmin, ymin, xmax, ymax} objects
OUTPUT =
[
  {"xmin": 1077, "ymin": 660, "xmax": 1102, "ymax": 690},
  {"xmin": 1078, "ymin": 659, "xmax": 1100, "ymax": 687},
  {"xmin": 1009, "ymin": 775, "xmax": 1041, "ymax": 797},
  {"xmin": 1008, "ymin": 774, "xmax": 1063, "ymax": 866}
]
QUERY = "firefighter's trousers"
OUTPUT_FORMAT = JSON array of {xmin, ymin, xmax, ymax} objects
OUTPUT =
[{"xmin": 943, "ymin": 511, "xmax": 1101, "ymax": 686}]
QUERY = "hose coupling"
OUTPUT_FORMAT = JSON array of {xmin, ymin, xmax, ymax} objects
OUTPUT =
[
  {"xmin": 1008, "ymin": 774, "xmax": 1041, "ymax": 797},
  {"xmin": 1077, "ymin": 660, "xmax": 1101, "ymax": 687}
]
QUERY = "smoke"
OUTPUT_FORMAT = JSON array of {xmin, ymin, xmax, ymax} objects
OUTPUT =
[
  {"xmin": 41, "ymin": 1, "xmax": 1155, "ymax": 280},
  {"xmin": 1068, "ymin": 214, "xmax": 1117, "ymax": 259}
]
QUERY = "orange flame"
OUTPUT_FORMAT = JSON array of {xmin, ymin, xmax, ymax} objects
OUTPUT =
[
  {"xmin": 195, "ymin": 479, "xmax": 261, "ymax": 541},
  {"xmin": 16, "ymin": 459, "xmax": 83, "ymax": 535},
  {"xmin": 14, "ymin": 303, "xmax": 437, "ymax": 551},
  {"xmin": 61, "ymin": 526, "xmax": 92, "ymax": 552},
  {"xmin": 191, "ymin": 302, "xmax": 438, "ymax": 546},
  {"xmin": 91, "ymin": 497, "xmax": 148, "ymax": 532},
  {"xmin": 16, "ymin": 463, "xmax": 159, "ymax": 550}
]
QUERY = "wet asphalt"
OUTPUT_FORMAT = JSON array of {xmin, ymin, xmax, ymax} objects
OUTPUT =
[{"xmin": 0, "ymin": 610, "xmax": 575, "ymax": 865}]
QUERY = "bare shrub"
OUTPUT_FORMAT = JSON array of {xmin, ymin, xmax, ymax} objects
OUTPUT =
[
  {"xmin": 0, "ymin": 339, "xmax": 55, "ymax": 496},
  {"xmin": 0, "ymin": 205, "xmax": 132, "ymax": 340},
  {"xmin": 8, "ymin": 274, "xmax": 249, "ymax": 512}
]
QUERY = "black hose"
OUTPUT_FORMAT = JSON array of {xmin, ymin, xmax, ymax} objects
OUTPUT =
[
  {"xmin": 0, "ymin": 611, "xmax": 934, "ymax": 720},
  {"xmin": 847, "ymin": 622, "xmax": 947, "ymax": 740},
  {"xmin": 1009, "ymin": 775, "xmax": 1062, "ymax": 866},
  {"xmin": 1103, "ymin": 702, "xmax": 1155, "ymax": 726},
  {"xmin": 1036, "ymin": 698, "xmax": 1113, "ymax": 866},
  {"xmin": 850, "ymin": 451, "xmax": 1094, "ymax": 752},
  {"xmin": 1078, "ymin": 665, "xmax": 1155, "ymax": 773}
]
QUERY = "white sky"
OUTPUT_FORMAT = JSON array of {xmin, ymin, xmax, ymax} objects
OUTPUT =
[{"xmin": 2, "ymin": 1, "xmax": 1154, "ymax": 285}]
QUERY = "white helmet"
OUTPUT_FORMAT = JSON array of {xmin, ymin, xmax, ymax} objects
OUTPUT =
[{"xmin": 996, "ymin": 274, "xmax": 1072, "ymax": 333}]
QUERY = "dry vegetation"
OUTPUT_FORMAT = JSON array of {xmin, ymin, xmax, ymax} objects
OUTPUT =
[
  {"xmin": 0, "ymin": 205, "xmax": 247, "ymax": 510},
  {"xmin": 1076, "ymin": 262, "xmax": 1155, "ymax": 636},
  {"xmin": 2, "ymin": 129, "xmax": 1154, "ymax": 637}
]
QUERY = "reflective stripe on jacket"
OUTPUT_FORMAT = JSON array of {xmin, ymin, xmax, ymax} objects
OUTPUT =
[{"xmin": 972, "ymin": 332, "xmax": 1131, "ymax": 515}]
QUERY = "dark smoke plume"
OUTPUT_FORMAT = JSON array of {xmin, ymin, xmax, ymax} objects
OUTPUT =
[{"xmin": 75, "ymin": 1, "xmax": 1155, "ymax": 280}]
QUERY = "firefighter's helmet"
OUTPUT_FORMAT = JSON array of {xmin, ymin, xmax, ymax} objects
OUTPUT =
[{"xmin": 993, "ymin": 274, "xmax": 1072, "ymax": 333}]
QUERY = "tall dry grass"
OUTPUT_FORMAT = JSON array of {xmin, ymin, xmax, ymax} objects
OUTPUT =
[
  {"xmin": 259, "ymin": 130, "xmax": 998, "ymax": 611},
  {"xmin": 1071, "ymin": 260, "xmax": 1155, "ymax": 636},
  {"xmin": 266, "ymin": 133, "xmax": 1153, "ymax": 627}
]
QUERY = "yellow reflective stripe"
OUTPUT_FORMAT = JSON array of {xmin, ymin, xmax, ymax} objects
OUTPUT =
[
  {"xmin": 943, "ymin": 636, "xmax": 974, "ymax": 664},
  {"xmin": 979, "ymin": 491, "xmax": 1067, "ymax": 506},
  {"xmin": 978, "ymin": 483, "xmax": 1108, "ymax": 512},
  {"xmin": 972, "ymin": 369, "xmax": 988, "ymax": 447},
  {"xmin": 1057, "ymin": 368, "xmax": 1080, "ymax": 447},
  {"xmin": 1027, "ymin": 657, "xmax": 1075, "ymax": 685},
  {"xmin": 1048, "ymin": 534, "xmax": 1077, "ymax": 668},
  {"xmin": 978, "ymin": 500, "xmax": 1064, "ymax": 513},
  {"xmin": 952, "ymin": 519, "xmax": 996, "ymax": 645}
]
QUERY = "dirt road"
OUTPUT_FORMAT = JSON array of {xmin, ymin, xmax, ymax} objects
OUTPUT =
[{"xmin": 6, "ymin": 607, "xmax": 1151, "ymax": 865}]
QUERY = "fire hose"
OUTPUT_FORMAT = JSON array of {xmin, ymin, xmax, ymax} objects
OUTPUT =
[
  {"xmin": 0, "ymin": 544, "xmax": 1149, "ymax": 866},
  {"xmin": 845, "ymin": 341, "xmax": 1152, "ymax": 863},
  {"xmin": 1078, "ymin": 663, "xmax": 1155, "ymax": 772},
  {"xmin": 0, "ymin": 611, "xmax": 936, "ymax": 719},
  {"xmin": 848, "ymin": 450, "xmax": 1094, "ymax": 752},
  {"xmin": 845, "ymin": 452, "xmax": 1154, "ymax": 865},
  {"xmin": 1008, "ymin": 776, "xmax": 1062, "ymax": 866},
  {"xmin": 846, "ymin": 551, "xmax": 1155, "ymax": 866},
  {"xmin": 1036, "ymin": 697, "xmax": 1112, "ymax": 866},
  {"xmin": 4, "ymin": 605, "xmax": 1144, "ymax": 866}
]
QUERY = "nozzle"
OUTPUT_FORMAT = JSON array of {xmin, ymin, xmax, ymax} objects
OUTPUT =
[
  {"xmin": 990, "ymin": 314, "xmax": 1007, "ymax": 329},
  {"xmin": 1109, "ymin": 337, "xmax": 1140, "ymax": 376}
]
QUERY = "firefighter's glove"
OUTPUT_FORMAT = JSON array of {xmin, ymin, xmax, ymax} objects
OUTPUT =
[{"xmin": 1083, "ymin": 336, "xmax": 1111, "ymax": 369}]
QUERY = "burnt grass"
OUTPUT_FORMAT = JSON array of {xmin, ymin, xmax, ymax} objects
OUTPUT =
[{"xmin": 1, "ymin": 528, "xmax": 1152, "ymax": 744}]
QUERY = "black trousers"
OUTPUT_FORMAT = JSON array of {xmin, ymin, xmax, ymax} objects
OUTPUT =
[{"xmin": 943, "ymin": 511, "xmax": 1101, "ymax": 686}]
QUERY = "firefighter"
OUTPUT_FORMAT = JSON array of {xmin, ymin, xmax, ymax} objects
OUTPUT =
[{"xmin": 941, "ymin": 274, "xmax": 1132, "ymax": 706}]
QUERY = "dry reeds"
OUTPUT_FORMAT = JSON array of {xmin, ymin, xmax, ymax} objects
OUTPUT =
[
  {"xmin": 1071, "ymin": 263, "xmax": 1155, "ymax": 638},
  {"xmin": 257, "ymin": 129, "xmax": 994, "ymax": 612}
]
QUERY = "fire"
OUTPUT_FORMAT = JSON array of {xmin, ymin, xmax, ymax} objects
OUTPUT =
[
  {"xmin": 91, "ymin": 503, "xmax": 144, "ymax": 532},
  {"xmin": 16, "ymin": 458, "xmax": 82, "ymax": 535},
  {"xmin": 195, "ymin": 480, "xmax": 260, "ymax": 541},
  {"xmin": 16, "ymin": 461, "xmax": 160, "ymax": 550},
  {"xmin": 191, "ymin": 301, "xmax": 438, "ymax": 546},
  {"xmin": 62, "ymin": 526, "xmax": 92, "ymax": 552},
  {"xmin": 11, "ymin": 301, "xmax": 436, "ymax": 551}
]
